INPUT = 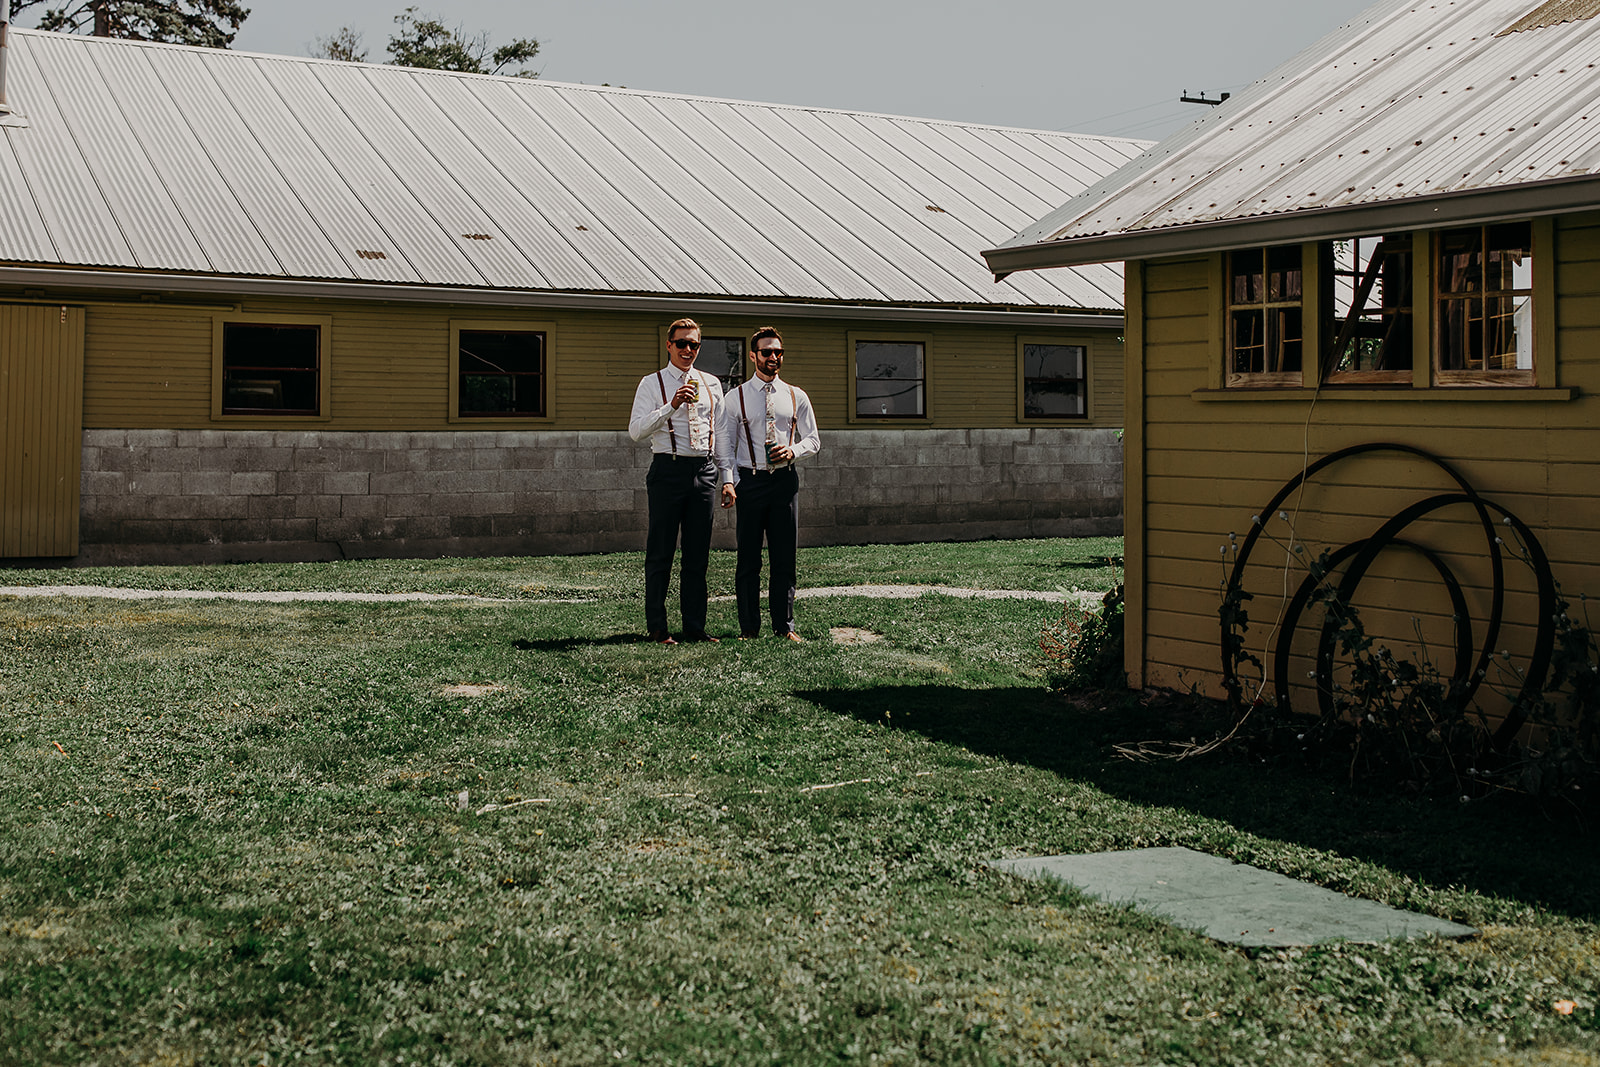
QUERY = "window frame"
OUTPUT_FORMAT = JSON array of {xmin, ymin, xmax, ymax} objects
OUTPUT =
[
  {"xmin": 211, "ymin": 313, "xmax": 333, "ymax": 421},
  {"xmin": 1432, "ymin": 222, "xmax": 1540, "ymax": 388},
  {"xmin": 1225, "ymin": 244, "xmax": 1305, "ymax": 389},
  {"xmin": 1016, "ymin": 335, "xmax": 1092, "ymax": 422},
  {"xmin": 1321, "ymin": 233, "xmax": 1415, "ymax": 387},
  {"xmin": 1206, "ymin": 218, "xmax": 1554, "ymax": 393},
  {"xmin": 448, "ymin": 319, "xmax": 557, "ymax": 424},
  {"xmin": 696, "ymin": 334, "xmax": 748, "ymax": 396},
  {"xmin": 847, "ymin": 331, "xmax": 932, "ymax": 423}
]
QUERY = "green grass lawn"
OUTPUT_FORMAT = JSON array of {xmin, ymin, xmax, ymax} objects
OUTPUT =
[{"xmin": 2, "ymin": 537, "xmax": 1598, "ymax": 1066}]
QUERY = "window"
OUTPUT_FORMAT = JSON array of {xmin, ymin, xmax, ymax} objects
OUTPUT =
[
  {"xmin": 1436, "ymin": 223, "xmax": 1534, "ymax": 385},
  {"xmin": 220, "ymin": 322, "xmax": 322, "ymax": 415},
  {"xmin": 458, "ymin": 329, "xmax": 545, "ymax": 417},
  {"xmin": 1227, "ymin": 245, "xmax": 1303, "ymax": 387},
  {"xmin": 854, "ymin": 338, "xmax": 925, "ymax": 418},
  {"xmin": 700, "ymin": 336, "xmax": 746, "ymax": 395},
  {"xmin": 1019, "ymin": 341, "xmax": 1088, "ymax": 418},
  {"xmin": 449, "ymin": 320, "xmax": 555, "ymax": 421},
  {"xmin": 1324, "ymin": 234, "xmax": 1412, "ymax": 383}
]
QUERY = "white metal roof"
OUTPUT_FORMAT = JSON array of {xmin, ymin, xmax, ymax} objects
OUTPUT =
[
  {"xmin": 988, "ymin": 0, "xmax": 1600, "ymax": 270},
  {"xmin": 0, "ymin": 29, "xmax": 1148, "ymax": 312}
]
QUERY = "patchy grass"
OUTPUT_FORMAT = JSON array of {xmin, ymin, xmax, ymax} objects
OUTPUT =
[{"xmin": 1, "ymin": 538, "xmax": 1599, "ymax": 1065}]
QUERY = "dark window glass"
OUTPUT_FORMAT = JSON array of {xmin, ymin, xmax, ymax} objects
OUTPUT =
[
  {"xmin": 1022, "ymin": 343, "xmax": 1086, "ymax": 418},
  {"xmin": 1325, "ymin": 234, "xmax": 1412, "ymax": 378},
  {"xmin": 701, "ymin": 337, "xmax": 745, "ymax": 395},
  {"xmin": 1228, "ymin": 246, "xmax": 1302, "ymax": 380},
  {"xmin": 855, "ymin": 340, "xmax": 925, "ymax": 417},
  {"xmin": 459, "ymin": 330, "xmax": 545, "ymax": 417},
  {"xmin": 1438, "ymin": 222, "xmax": 1533, "ymax": 376},
  {"xmin": 222, "ymin": 323, "xmax": 320, "ymax": 414}
]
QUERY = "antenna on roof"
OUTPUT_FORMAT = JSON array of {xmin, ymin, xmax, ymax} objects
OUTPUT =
[{"xmin": 1180, "ymin": 90, "xmax": 1230, "ymax": 107}]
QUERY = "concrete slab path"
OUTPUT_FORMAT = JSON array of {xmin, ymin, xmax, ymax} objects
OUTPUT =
[
  {"xmin": 992, "ymin": 847, "xmax": 1477, "ymax": 948},
  {"xmin": 0, "ymin": 583, "xmax": 1102, "ymax": 607}
]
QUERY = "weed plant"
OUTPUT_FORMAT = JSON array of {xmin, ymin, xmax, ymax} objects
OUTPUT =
[{"xmin": 2, "ymin": 539, "xmax": 1599, "ymax": 1065}]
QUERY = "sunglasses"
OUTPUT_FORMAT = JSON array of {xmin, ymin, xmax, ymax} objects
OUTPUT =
[
  {"xmin": 755, "ymin": 347, "xmax": 784, "ymax": 357},
  {"xmin": 669, "ymin": 338, "xmax": 701, "ymax": 351}
]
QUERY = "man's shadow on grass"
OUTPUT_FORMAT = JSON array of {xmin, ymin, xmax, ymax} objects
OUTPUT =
[
  {"xmin": 513, "ymin": 634, "xmax": 646, "ymax": 652},
  {"xmin": 798, "ymin": 682, "xmax": 1600, "ymax": 922}
]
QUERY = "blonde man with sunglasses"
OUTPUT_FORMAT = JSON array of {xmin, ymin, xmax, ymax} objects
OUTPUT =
[{"xmin": 628, "ymin": 318, "xmax": 728, "ymax": 644}]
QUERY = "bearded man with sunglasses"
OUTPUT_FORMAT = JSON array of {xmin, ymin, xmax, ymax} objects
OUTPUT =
[
  {"xmin": 714, "ymin": 326, "xmax": 821, "ymax": 641},
  {"xmin": 627, "ymin": 318, "xmax": 728, "ymax": 644}
]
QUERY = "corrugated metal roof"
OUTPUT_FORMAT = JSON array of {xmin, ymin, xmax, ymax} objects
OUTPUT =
[
  {"xmin": 993, "ymin": 0, "xmax": 1600, "ymax": 262},
  {"xmin": 0, "ymin": 29, "xmax": 1149, "ymax": 311}
]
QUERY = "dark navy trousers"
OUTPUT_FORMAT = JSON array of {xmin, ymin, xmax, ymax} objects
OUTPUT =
[
  {"xmin": 643, "ymin": 453, "xmax": 716, "ymax": 634},
  {"xmin": 734, "ymin": 466, "xmax": 799, "ymax": 636}
]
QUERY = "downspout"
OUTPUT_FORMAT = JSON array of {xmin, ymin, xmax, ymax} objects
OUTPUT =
[{"xmin": 0, "ymin": 0, "xmax": 11, "ymax": 115}]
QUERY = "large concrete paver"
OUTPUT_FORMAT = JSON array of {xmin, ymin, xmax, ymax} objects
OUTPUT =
[{"xmin": 992, "ymin": 846, "xmax": 1477, "ymax": 948}]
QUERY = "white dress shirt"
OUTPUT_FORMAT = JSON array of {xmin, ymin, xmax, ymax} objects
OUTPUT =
[
  {"xmin": 714, "ymin": 376, "xmax": 821, "ymax": 485},
  {"xmin": 628, "ymin": 366, "xmax": 725, "ymax": 471}
]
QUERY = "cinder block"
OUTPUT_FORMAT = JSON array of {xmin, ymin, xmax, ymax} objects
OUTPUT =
[
  {"xmin": 291, "ymin": 448, "xmax": 341, "ymax": 472},
  {"xmin": 199, "ymin": 494, "xmax": 251, "ymax": 520},
  {"xmin": 276, "ymin": 471, "xmax": 323, "ymax": 495},
  {"xmin": 340, "ymin": 495, "xmax": 387, "ymax": 519},
  {"xmin": 224, "ymin": 431, "xmax": 274, "ymax": 449},
  {"xmin": 230, "ymin": 472, "xmax": 276, "ymax": 495},
  {"xmin": 369, "ymin": 471, "xmax": 421, "ymax": 496},
  {"xmin": 405, "ymin": 516, "xmax": 452, "ymax": 540},
  {"xmin": 322, "ymin": 472, "xmax": 370, "ymax": 496},
  {"xmin": 339, "ymin": 450, "xmax": 389, "ymax": 473},
  {"xmin": 95, "ymin": 446, "xmax": 152, "ymax": 473},
  {"xmin": 126, "ymin": 472, "xmax": 184, "ymax": 497},
  {"xmin": 85, "ymin": 430, "xmax": 127, "ymax": 448},
  {"xmin": 176, "ymin": 430, "xmax": 226, "ymax": 448},
  {"xmin": 363, "ymin": 432, "xmax": 411, "ymax": 452},
  {"xmin": 294, "ymin": 495, "xmax": 343, "ymax": 519},
  {"xmin": 247, "ymin": 495, "xmax": 298, "ymax": 520},
  {"xmin": 448, "ymin": 515, "xmax": 493, "ymax": 538},
  {"xmin": 129, "ymin": 429, "xmax": 178, "ymax": 448},
  {"xmin": 470, "ymin": 448, "xmax": 511, "ymax": 471},
  {"xmin": 80, "ymin": 470, "xmax": 126, "ymax": 497},
  {"xmin": 180, "ymin": 471, "xmax": 231, "ymax": 496},
  {"xmin": 121, "ymin": 520, "xmax": 175, "ymax": 544}
]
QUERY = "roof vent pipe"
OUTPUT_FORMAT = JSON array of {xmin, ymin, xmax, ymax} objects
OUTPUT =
[{"xmin": 0, "ymin": 0, "xmax": 11, "ymax": 115}]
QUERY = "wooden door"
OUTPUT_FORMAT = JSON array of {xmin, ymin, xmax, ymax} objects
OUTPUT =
[{"xmin": 1, "ymin": 303, "xmax": 85, "ymax": 557}]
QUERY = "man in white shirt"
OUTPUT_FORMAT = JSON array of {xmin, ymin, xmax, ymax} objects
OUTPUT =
[
  {"xmin": 628, "ymin": 318, "xmax": 727, "ymax": 644},
  {"xmin": 715, "ymin": 326, "xmax": 821, "ymax": 641}
]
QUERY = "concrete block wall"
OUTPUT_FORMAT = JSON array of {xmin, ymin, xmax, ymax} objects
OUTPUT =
[{"xmin": 75, "ymin": 428, "xmax": 1122, "ymax": 563}]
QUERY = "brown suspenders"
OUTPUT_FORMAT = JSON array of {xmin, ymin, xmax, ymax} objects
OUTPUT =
[
  {"xmin": 735, "ymin": 381, "xmax": 798, "ymax": 468},
  {"xmin": 655, "ymin": 369, "xmax": 713, "ymax": 457}
]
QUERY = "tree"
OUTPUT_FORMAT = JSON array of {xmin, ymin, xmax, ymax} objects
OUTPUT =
[
  {"xmin": 312, "ymin": 26, "xmax": 368, "ymax": 63},
  {"xmin": 384, "ymin": 7, "xmax": 538, "ymax": 77},
  {"xmin": 13, "ymin": 0, "xmax": 249, "ymax": 48}
]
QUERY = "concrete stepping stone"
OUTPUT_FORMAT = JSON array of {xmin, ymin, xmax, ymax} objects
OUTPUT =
[{"xmin": 991, "ymin": 846, "xmax": 1477, "ymax": 947}]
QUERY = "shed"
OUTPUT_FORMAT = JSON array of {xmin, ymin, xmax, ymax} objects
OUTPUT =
[{"xmin": 985, "ymin": 0, "xmax": 1600, "ymax": 712}]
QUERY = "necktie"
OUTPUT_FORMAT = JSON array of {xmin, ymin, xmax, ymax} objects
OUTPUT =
[
  {"xmin": 685, "ymin": 373, "xmax": 706, "ymax": 451},
  {"xmin": 764, "ymin": 384, "xmax": 777, "ymax": 466}
]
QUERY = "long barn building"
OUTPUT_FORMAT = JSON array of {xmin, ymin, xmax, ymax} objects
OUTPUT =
[{"xmin": 0, "ymin": 29, "xmax": 1145, "ymax": 563}]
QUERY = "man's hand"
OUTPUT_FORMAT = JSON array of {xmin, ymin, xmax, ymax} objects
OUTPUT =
[
  {"xmin": 767, "ymin": 444, "xmax": 794, "ymax": 464},
  {"xmin": 720, "ymin": 484, "xmax": 736, "ymax": 509},
  {"xmin": 672, "ymin": 382, "xmax": 697, "ymax": 409}
]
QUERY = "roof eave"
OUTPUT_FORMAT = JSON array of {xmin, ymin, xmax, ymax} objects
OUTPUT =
[
  {"xmin": 0, "ymin": 265, "xmax": 1125, "ymax": 329},
  {"xmin": 984, "ymin": 173, "xmax": 1600, "ymax": 277}
]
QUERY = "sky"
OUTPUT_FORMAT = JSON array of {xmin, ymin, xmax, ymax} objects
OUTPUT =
[{"xmin": 132, "ymin": 0, "xmax": 1379, "ymax": 144}]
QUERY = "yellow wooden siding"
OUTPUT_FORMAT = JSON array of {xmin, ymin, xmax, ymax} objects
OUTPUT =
[
  {"xmin": 1, "ymin": 304, "xmax": 85, "ymax": 556},
  {"xmin": 1134, "ymin": 212, "xmax": 1600, "ymax": 700},
  {"xmin": 78, "ymin": 300, "xmax": 1124, "ymax": 431}
]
